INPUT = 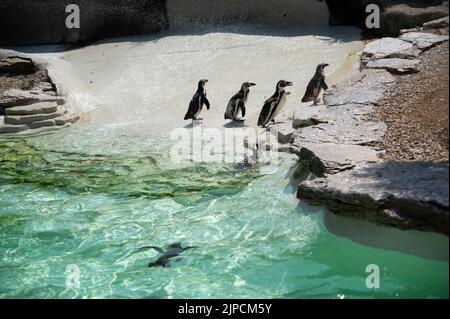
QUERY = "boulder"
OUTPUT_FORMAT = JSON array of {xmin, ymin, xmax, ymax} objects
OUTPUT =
[
  {"xmin": 366, "ymin": 57, "xmax": 421, "ymax": 74},
  {"xmin": 380, "ymin": 2, "xmax": 449, "ymax": 37},
  {"xmin": 0, "ymin": 56, "xmax": 35, "ymax": 74},
  {"xmin": 297, "ymin": 162, "xmax": 449, "ymax": 234}
]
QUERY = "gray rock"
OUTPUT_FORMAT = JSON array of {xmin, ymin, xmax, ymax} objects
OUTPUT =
[
  {"xmin": 4, "ymin": 110, "xmax": 64, "ymax": 125},
  {"xmin": 0, "ymin": 56, "xmax": 35, "ymax": 74},
  {"xmin": 324, "ymin": 70, "xmax": 395, "ymax": 106},
  {"xmin": 0, "ymin": 89, "xmax": 64, "ymax": 107},
  {"xmin": 292, "ymin": 119, "xmax": 386, "ymax": 147},
  {"xmin": 380, "ymin": 3, "xmax": 449, "ymax": 37},
  {"xmin": 362, "ymin": 37, "xmax": 415, "ymax": 61},
  {"xmin": 5, "ymin": 102, "xmax": 58, "ymax": 115},
  {"xmin": 0, "ymin": 124, "xmax": 29, "ymax": 134},
  {"xmin": 325, "ymin": 0, "xmax": 449, "ymax": 37},
  {"xmin": 366, "ymin": 58, "xmax": 421, "ymax": 74},
  {"xmin": 29, "ymin": 119, "xmax": 56, "ymax": 129},
  {"xmin": 297, "ymin": 162, "xmax": 449, "ymax": 234},
  {"xmin": 292, "ymin": 106, "xmax": 328, "ymax": 129},
  {"xmin": 291, "ymin": 143, "xmax": 381, "ymax": 175},
  {"xmin": 399, "ymin": 31, "xmax": 449, "ymax": 50},
  {"xmin": 54, "ymin": 113, "xmax": 80, "ymax": 126},
  {"xmin": 423, "ymin": 16, "xmax": 449, "ymax": 30}
]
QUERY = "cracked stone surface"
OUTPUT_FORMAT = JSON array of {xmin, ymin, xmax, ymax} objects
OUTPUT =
[
  {"xmin": 399, "ymin": 31, "xmax": 449, "ymax": 50},
  {"xmin": 366, "ymin": 58, "xmax": 421, "ymax": 74},
  {"xmin": 324, "ymin": 70, "xmax": 395, "ymax": 106},
  {"xmin": 297, "ymin": 162, "xmax": 449, "ymax": 234}
]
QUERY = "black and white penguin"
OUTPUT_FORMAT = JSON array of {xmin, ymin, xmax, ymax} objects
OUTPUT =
[
  {"xmin": 224, "ymin": 82, "xmax": 256, "ymax": 122},
  {"xmin": 301, "ymin": 63, "xmax": 329, "ymax": 106},
  {"xmin": 257, "ymin": 80, "xmax": 293, "ymax": 127},
  {"xmin": 184, "ymin": 79, "xmax": 210, "ymax": 121}
]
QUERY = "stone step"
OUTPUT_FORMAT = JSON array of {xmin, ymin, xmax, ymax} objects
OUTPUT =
[
  {"xmin": 54, "ymin": 113, "xmax": 80, "ymax": 126},
  {"xmin": 0, "ymin": 89, "xmax": 64, "ymax": 107},
  {"xmin": 29, "ymin": 119, "xmax": 56, "ymax": 129},
  {"xmin": 4, "ymin": 110, "xmax": 65, "ymax": 125},
  {"xmin": 0, "ymin": 124, "xmax": 29, "ymax": 134},
  {"xmin": 5, "ymin": 102, "xmax": 58, "ymax": 116}
]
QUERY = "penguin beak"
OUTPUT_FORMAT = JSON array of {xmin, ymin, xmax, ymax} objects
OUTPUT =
[
  {"xmin": 323, "ymin": 64, "xmax": 329, "ymax": 68},
  {"xmin": 285, "ymin": 81, "xmax": 293, "ymax": 87},
  {"xmin": 250, "ymin": 83, "xmax": 256, "ymax": 86}
]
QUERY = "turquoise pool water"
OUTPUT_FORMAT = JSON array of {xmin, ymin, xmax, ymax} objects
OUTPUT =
[{"xmin": 0, "ymin": 124, "xmax": 448, "ymax": 299}]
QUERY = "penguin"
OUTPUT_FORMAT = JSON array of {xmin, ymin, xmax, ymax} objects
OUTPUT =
[
  {"xmin": 301, "ymin": 63, "xmax": 329, "ymax": 106},
  {"xmin": 184, "ymin": 79, "xmax": 210, "ymax": 121},
  {"xmin": 224, "ymin": 82, "xmax": 256, "ymax": 122},
  {"xmin": 257, "ymin": 80, "xmax": 293, "ymax": 128},
  {"xmin": 139, "ymin": 243, "xmax": 199, "ymax": 268}
]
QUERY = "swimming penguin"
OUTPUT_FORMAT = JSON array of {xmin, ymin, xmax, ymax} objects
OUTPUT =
[
  {"xmin": 257, "ymin": 80, "xmax": 293, "ymax": 128},
  {"xmin": 224, "ymin": 82, "xmax": 256, "ymax": 122},
  {"xmin": 184, "ymin": 79, "xmax": 210, "ymax": 121},
  {"xmin": 139, "ymin": 243, "xmax": 198, "ymax": 268},
  {"xmin": 301, "ymin": 63, "xmax": 329, "ymax": 106}
]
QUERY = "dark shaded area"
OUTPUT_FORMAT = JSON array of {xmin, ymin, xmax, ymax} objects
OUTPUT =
[
  {"xmin": 0, "ymin": 0, "xmax": 168, "ymax": 46},
  {"xmin": 325, "ymin": 0, "xmax": 448, "ymax": 36}
]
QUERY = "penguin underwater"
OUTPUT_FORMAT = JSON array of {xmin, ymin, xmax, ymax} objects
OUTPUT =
[
  {"xmin": 257, "ymin": 80, "xmax": 293, "ymax": 127},
  {"xmin": 224, "ymin": 82, "xmax": 256, "ymax": 122},
  {"xmin": 301, "ymin": 63, "xmax": 329, "ymax": 106},
  {"xmin": 184, "ymin": 79, "xmax": 210, "ymax": 121},
  {"xmin": 139, "ymin": 243, "xmax": 199, "ymax": 268}
]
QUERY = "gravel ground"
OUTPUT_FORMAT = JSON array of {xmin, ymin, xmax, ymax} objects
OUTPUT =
[{"xmin": 370, "ymin": 42, "xmax": 449, "ymax": 163}]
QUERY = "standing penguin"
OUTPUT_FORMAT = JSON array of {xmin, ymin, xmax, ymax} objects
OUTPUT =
[
  {"xmin": 301, "ymin": 63, "xmax": 329, "ymax": 106},
  {"xmin": 224, "ymin": 82, "xmax": 256, "ymax": 122},
  {"xmin": 184, "ymin": 79, "xmax": 210, "ymax": 121},
  {"xmin": 257, "ymin": 80, "xmax": 293, "ymax": 127}
]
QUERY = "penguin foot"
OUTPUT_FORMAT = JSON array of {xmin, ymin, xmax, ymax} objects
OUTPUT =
[{"xmin": 234, "ymin": 118, "xmax": 245, "ymax": 123}]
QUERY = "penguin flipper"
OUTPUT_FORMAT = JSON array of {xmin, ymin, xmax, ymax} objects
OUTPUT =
[
  {"xmin": 239, "ymin": 101, "xmax": 246, "ymax": 118},
  {"xmin": 321, "ymin": 79, "xmax": 328, "ymax": 91},
  {"xmin": 203, "ymin": 96, "xmax": 210, "ymax": 110}
]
